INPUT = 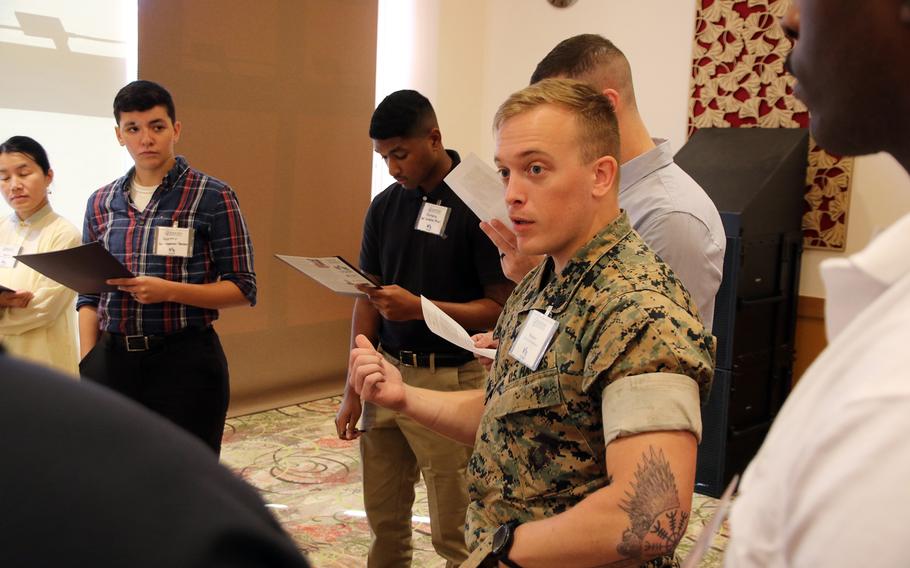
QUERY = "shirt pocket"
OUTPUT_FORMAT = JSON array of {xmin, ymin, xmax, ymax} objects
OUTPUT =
[
  {"xmin": 491, "ymin": 368, "xmax": 563, "ymax": 418},
  {"xmin": 148, "ymin": 213, "xmax": 211, "ymax": 272},
  {"xmin": 487, "ymin": 368, "xmax": 599, "ymax": 502}
]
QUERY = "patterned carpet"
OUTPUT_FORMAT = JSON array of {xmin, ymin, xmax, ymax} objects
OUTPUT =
[{"xmin": 221, "ymin": 398, "xmax": 728, "ymax": 567}]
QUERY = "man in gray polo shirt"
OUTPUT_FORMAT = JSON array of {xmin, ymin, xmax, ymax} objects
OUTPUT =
[{"xmin": 484, "ymin": 34, "xmax": 725, "ymax": 331}]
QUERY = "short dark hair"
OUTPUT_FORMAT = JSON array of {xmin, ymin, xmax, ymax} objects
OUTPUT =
[
  {"xmin": 0, "ymin": 136, "xmax": 51, "ymax": 175},
  {"xmin": 369, "ymin": 90, "xmax": 438, "ymax": 140},
  {"xmin": 531, "ymin": 34, "xmax": 626, "ymax": 84},
  {"xmin": 113, "ymin": 80, "xmax": 177, "ymax": 124}
]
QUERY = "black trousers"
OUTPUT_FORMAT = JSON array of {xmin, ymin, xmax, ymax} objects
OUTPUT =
[{"xmin": 79, "ymin": 326, "xmax": 230, "ymax": 455}]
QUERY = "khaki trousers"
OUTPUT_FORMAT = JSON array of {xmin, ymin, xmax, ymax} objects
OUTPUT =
[{"xmin": 360, "ymin": 352, "xmax": 484, "ymax": 568}]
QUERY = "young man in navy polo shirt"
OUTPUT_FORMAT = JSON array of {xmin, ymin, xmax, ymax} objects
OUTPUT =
[
  {"xmin": 78, "ymin": 80, "xmax": 256, "ymax": 455},
  {"xmin": 335, "ymin": 90, "xmax": 512, "ymax": 567}
]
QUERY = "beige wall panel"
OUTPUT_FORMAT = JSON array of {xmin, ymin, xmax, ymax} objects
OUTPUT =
[
  {"xmin": 139, "ymin": 0, "xmax": 378, "ymax": 415},
  {"xmin": 793, "ymin": 296, "xmax": 826, "ymax": 386}
]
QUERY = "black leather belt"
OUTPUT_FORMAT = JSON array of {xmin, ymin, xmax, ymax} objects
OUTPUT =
[
  {"xmin": 390, "ymin": 349, "xmax": 474, "ymax": 368},
  {"xmin": 103, "ymin": 326, "xmax": 210, "ymax": 353}
]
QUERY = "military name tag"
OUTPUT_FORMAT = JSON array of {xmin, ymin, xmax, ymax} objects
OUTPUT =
[
  {"xmin": 415, "ymin": 202, "xmax": 451, "ymax": 236},
  {"xmin": 509, "ymin": 308, "xmax": 559, "ymax": 370},
  {"xmin": 0, "ymin": 244, "xmax": 20, "ymax": 268},
  {"xmin": 154, "ymin": 225, "xmax": 194, "ymax": 257}
]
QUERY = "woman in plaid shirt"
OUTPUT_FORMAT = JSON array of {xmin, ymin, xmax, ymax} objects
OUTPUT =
[{"xmin": 78, "ymin": 80, "xmax": 256, "ymax": 455}]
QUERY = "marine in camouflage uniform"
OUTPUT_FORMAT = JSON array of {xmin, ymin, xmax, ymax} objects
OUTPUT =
[{"xmin": 465, "ymin": 211, "xmax": 715, "ymax": 567}]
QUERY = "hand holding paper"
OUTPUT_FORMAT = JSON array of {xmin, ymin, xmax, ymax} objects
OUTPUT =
[
  {"xmin": 360, "ymin": 285, "xmax": 421, "ymax": 321},
  {"xmin": 448, "ymin": 154, "xmax": 546, "ymax": 284},
  {"xmin": 14, "ymin": 241, "xmax": 133, "ymax": 294},
  {"xmin": 444, "ymin": 153, "xmax": 510, "ymax": 225},
  {"xmin": 420, "ymin": 295, "xmax": 497, "ymax": 359},
  {"xmin": 480, "ymin": 218, "xmax": 545, "ymax": 283},
  {"xmin": 108, "ymin": 275, "xmax": 174, "ymax": 305},
  {"xmin": 471, "ymin": 331, "xmax": 498, "ymax": 372},
  {"xmin": 276, "ymin": 255, "xmax": 379, "ymax": 297}
]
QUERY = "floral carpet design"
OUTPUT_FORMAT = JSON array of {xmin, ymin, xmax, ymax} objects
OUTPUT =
[{"xmin": 222, "ymin": 398, "xmax": 728, "ymax": 567}]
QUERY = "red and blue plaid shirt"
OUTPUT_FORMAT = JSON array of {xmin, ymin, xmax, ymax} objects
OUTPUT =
[{"xmin": 77, "ymin": 156, "xmax": 256, "ymax": 335}]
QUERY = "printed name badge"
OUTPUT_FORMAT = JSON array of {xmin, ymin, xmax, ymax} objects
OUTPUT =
[
  {"xmin": 154, "ymin": 224, "xmax": 194, "ymax": 258},
  {"xmin": 0, "ymin": 244, "xmax": 20, "ymax": 268},
  {"xmin": 508, "ymin": 308, "xmax": 559, "ymax": 371},
  {"xmin": 415, "ymin": 201, "xmax": 451, "ymax": 236}
]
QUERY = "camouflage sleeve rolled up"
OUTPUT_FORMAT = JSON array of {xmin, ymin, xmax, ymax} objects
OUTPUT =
[{"xmin": 601, "ymin": 372, "xmax": 703, "ymax": 447}]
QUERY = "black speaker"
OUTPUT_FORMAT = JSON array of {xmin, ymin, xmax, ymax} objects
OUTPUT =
[{"xmin": 675, "ymin": 128, "xmax": 809, "ymax": 497}]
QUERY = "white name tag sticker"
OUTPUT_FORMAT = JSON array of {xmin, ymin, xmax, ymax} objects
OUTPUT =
[
  {"xmin": 154, "ymin": 225, "xmax": 194, "ymax": 257},
  {"xmin": 508, "ymin": 309, "xmax": 559, "ymax": 371},
  {"xmin": 415, "ymin": 202, "xmax": 451, "ymax": 236},
  {"xmin": 0, "ymin": 244, "xmax": 20, "ymax": 268}
]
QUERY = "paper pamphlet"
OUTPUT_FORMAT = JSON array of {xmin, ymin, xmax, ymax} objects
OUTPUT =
[
  {"xmin": 680, "ymin": 475, "xmax": 739, "ymax": 568},
  {"xmin": 0, "ymin": 283, "xmax": 13, "ymax": 293},
  {"xmin": 420, "ymin": 295, "xmax": 496, "ymax": 359},
  {"xmin": 15, "ymin": 241, "xmax": 134, "ymax": 294},
  {"xmin": 444, "ymin": 153, "xmax": 510, "ymax": 225},
  {"xmin": 275, "ymin": 254, "xmax": 379, "ymax": 297}
]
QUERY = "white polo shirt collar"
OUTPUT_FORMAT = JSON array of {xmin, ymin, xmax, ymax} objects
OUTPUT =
[{"xmin": 821, "ymin": 213, "xmax": 910, "ymax": 340}]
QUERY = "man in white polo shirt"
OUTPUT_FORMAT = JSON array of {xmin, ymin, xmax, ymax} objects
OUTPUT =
[{"xmin": 725, "ymin": 1, "xmax": 910, "ymax": 565}]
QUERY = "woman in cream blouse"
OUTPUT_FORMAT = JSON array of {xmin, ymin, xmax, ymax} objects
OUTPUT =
[{"xmin": 0, "ymin": 136, "xmax": 81, "ymax": 375}]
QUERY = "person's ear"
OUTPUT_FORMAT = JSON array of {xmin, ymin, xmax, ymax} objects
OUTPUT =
[
  {"xmin": 591, "ymin": 154, "xmax": 619, "ymax": 198},
  {"xmin": 115, "ymin": 125, "xmax": 125, "ymax": 146},
  {"xmin": 173, "ymin": 120, "xmax": 182, "ymax": 143},
  {"xmin": 427, "ymin": 127, "xmax": 442, "ymax": 150},
  {"xmin": 601, "ymin": 88, "xmax": 621, "ymax": 112}
]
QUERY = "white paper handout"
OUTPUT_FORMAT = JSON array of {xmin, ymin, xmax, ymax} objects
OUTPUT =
[
  {"xmin": 444, "ymin": 153, "xmax": 510, "ymax": 225},
  {"xmin": 680, "ymin": 474, "xmax": 739, "ymax": 568},
  {"xmin": 275, "ymin": 254, "xmax": 379, "ymax": 297},
  {"xmin": 420, "ymin": 295, "xmax": 496, "ymax": 359}
]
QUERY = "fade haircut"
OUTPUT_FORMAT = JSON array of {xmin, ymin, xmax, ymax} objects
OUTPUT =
[
  {"xmin": 494, "ymin": 78, "xmax": 620, "ymax": 164},
  {"xmin": 530, "ymin": 34, "xmax": 637, "ymax": 108},
  {"xmin": 113, "ymin": 80, "xmax": 177, "ymax": 124},
  {"xmin": 369, "ymin": 90, "xmax": 439, "ymax": 140},
  {"xmin": 0, "ymin": 136, "xmax": 52, "ymax": 175}
]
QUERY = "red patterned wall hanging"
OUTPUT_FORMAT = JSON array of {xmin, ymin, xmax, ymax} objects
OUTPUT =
[{"xmin": 688, "ymin": 0, "xmax": 853, "ymax": 250}]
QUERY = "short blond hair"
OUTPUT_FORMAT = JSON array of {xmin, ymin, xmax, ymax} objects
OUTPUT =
[{"xmin": 493, "ymin": 78, "xmax": 619, "ymax": 163}]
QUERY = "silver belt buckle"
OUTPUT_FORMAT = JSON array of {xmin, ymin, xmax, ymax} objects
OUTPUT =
[
  {"xmin": 125, "ymin": 335, "xmax": 149, "ymax": 352},
  {"xmin": 399, "ymin": 350, "xmax": 418, "ymax": 367}
]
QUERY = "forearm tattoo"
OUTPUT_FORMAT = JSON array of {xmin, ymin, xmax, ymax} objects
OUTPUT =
[{"xmin": 614, "ymin": 446, "xmax": 688, "ymax": 563}]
